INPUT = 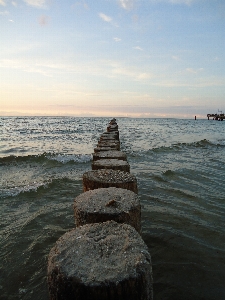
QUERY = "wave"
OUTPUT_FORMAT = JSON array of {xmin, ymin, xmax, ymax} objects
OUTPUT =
[
  {"xmin": 46, "ymin": 153, "xmax": 91, "ymax": 164},
  {"xmin": 0, "ymin": 177, "xmax": 78, "ymax": 199},
  {"xmin": 127, "ymin": 139, "xmax": 223, "ymax": 159},
  {"xmin": 0, "ymin": 180, "xmax": 51, "ymax": 198},
  {"xmin": 217, "ymin": 139, "xmax": 225, "ymax": 146},
  {"xmin": 163, "ymin": 169, "xmax": 176, "ymax": 177},
  {"xmin": 149, "ymin": 139, "xmax": 225, "ymax": 153},
  {"xmin": 0, "ymin": 152, "xmax": 92, "ymax": 165}
]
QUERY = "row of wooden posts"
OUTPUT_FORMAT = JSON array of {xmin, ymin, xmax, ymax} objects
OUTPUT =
[{"xmin": 47, "ymin": 119, "xmax": 153, "ymax": 300}]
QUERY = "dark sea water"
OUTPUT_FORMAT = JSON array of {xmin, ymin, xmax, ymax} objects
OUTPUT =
[{"xmin": 0, "ymin": 117, "xmax": 225, "ymax": 300}]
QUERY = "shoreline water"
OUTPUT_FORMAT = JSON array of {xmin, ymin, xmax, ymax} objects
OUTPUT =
[{"xmin": 0, "ymin": 117, "xmax": 225, "ymax": 299}]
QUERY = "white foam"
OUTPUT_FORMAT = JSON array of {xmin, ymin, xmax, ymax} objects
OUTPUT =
[
  {"xmin": 47, "ymin": 154, "xmax": 92, "ymax": 164},
  {"xmin": 0, "ymin": 181, "xmax": 50, "ymax": 198}
]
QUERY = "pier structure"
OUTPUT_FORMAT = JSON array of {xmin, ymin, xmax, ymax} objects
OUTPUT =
[
  {"xmin": 207, "ymin": 113, "xmax": 224, "ymax": 120},
  {"xmin": 47, "ymin": 119, "xmax": 153, "ymax": 300}
]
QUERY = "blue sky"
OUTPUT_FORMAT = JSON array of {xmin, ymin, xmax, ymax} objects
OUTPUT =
[{"xmin": 0, "ymin": 0, "xmax": 224, "ymax": 118}]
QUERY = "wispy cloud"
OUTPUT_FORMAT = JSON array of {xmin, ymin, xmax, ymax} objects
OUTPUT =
[
  {"xmin": 0, "ymin": 0, "xmax": 6, "ymax": 6},
  {"xmin": 150, "ymin": 0, "xmax": 194, "ymax": 5},
  {"xmin": 169, "ymin": 0, "xmax": 194, "ymax": 5},
  {"xmin": 186, "ymin": 67, "xmax": 203, "ymax": 74},
  {"xmin": 133, "ymin": 46, "xmax": 143, "ymax": 51},
  {"xmin": 99, "ymin": 12, "xmax": 118, "ymax": 26},
  {"xmin": 12, "ymin": 1, "xmax": 17, "ymax": 6},
  {"xmin": 98, "ymin": 13, "xmax": 112, "ymax": 23},
  {"xmin": 137, "ymin": 73, "xmax": 152, "ymax": 80},
  {"xmin": 1, "ymin": 41, "xmax": 42, "ymax": 55},
  {"xmin": 113, "ymin": 37, "xmax": 121, "ymax": 42},
  {"xmin": 23, "ymin": 0, "xmax": 47, "ymax": 8},
  {"xmin": 99, "ymin": 12, "xmax": 112, "ymax": 23},
  {"xmin": 0, "ymin": 58, "xmax": 52, "ymax": 76},
  {"xmin": 0, "ymin": 57, "xmax": 154, "ymax": 83},
  {"xmin": 2, "ymin": 56, "xmax": 217, "ymax": 88},
  {"xmin": 152, "ymin": 74, "xmax": 225, "ymax": 88},
  {"xmin": 108, "ymin": 61, "xmax": 153, "ymax": 81},
  {"xmin": 172, "ymin": 55, "xmax": 181, "ymax": 61},
  {"xmin": 118, "ymin": 0, "xmax": 134, "ymax": 10}
]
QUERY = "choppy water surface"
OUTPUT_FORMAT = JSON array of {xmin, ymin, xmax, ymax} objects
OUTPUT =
[{"xmin": 0, "ymin": 117, "xmax": 225, "ymax": 299}]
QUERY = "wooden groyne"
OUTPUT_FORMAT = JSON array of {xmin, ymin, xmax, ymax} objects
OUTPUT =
[{"xmin": 47, "ymin": 119, "xmax": 153, "ymax": 300}]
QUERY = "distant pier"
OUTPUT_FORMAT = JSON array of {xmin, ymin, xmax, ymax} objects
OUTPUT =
[{"xmin": 207, "ymin": 113, "xmax": 224, "ymax": 121}]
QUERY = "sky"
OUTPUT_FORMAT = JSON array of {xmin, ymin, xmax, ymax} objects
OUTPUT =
[{"xmin": 0, "ymin": 0, "xmax": 225, "ymax": 118}]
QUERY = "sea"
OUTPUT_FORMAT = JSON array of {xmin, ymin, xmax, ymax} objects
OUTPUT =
[{"xmin": 0, "ymin": 117, "xmax": 224, "ymax": 300}]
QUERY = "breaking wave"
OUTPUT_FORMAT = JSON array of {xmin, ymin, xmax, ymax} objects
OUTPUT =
[
  {"xmin": 0, "ymin": 177, "xmax": 78, "ymax": 199},
  {"xmin": 0, "ymin": 152, "xmax": 92, "ymax": 165}
]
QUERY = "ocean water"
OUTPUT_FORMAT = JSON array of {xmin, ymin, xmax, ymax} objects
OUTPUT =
[{"xmin": 0, "ymin": 117, "xmax": 224, "ymax": 300}]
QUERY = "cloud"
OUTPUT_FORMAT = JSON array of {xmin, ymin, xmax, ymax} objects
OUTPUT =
[
  {"xmin": 108, "ymin": 61, "xmax": 153, "ymax": 81},
  {"xmin": 23, "ymin": 0, "xmax": 46, "ymax": 8},
  {"xmin": 113, "ymin": 37, "xmax": 121, "ymax": 42},
  {"xmin": 137, "ymin": 73, "xmax": 151, "ymax": 80},
  {"xmin": 0, "ymin": 0, "xmax": 6, "ymax": 6},
  {"xmin": 172, "ymin": 55, "xmax": 180, "ymax": 61},
  {"xmin": 0, "ymin": 58, "xmax": 52, "ymax": 76},
  {"xmin": 152, "ymin": 74, "xmax": 225, "ymax": 88},
  {"xmin": 133, "ymin": 46, "xmax": 143, "ymax": 51},
  {"xmin": 186, "ymin": 67, "xmax": 203, "ymax": 74},
  {"xmin": 0, "ymin": 57, "xmax": 154, "ymax": 84},
  {"xmin": 12, "ymin": 1, "xmax": 17, "ymax": 6},
  {"xmin": 150, "ymin": 0, "xmax": 194, "ymax": 5},
  {"xmin": 99, "ymin": 12, "xmax": 112, "ymax": 23},
  {"xmin": 2, "ymin": 57, "xmax": 214, "ymax": 88},
  {"xmin": 169, "ymin": 0, "xmax": 194, "ymax": 4},
  {"xmin": 118, "ymin": 0, "xmax": 134, "ymax": 10}
]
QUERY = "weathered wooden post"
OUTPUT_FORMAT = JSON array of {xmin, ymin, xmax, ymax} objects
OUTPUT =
[
  {"xmin": 47, "ymin": 221, "xmax": 153, "ymax": 300},
  {"xmin": 74, "ymin": 187, "xmax": 141, "ymax": 232},
  {"xmin": 92, "ymin": 150, "xmax": 127, "ymax": 161},
  {"xmin": 94, "ymin": 146, "xmax": 118, "ymax": 152},
  {"xmin": 101, "ymin": 131, "xmax": 119, "ymax": 140},
  {"xmin": 97, "ymin": 141, "xmax": 120, "ymax": 151},
  {"xmin": 107, "ymin": 124, "xmax": 119, "ymax": 132},
  {"xmin": 92, "ymin": 159, "xmax": 130, "ymax": 172},
  {"xmin": 83, "ymin": 169, "xmax": 138, "ymax": 194}
]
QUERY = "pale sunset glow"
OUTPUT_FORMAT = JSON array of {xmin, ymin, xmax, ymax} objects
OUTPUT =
[{"xmin": 0, "ymin": 0, "xmax": 224, "ymax": 118}]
